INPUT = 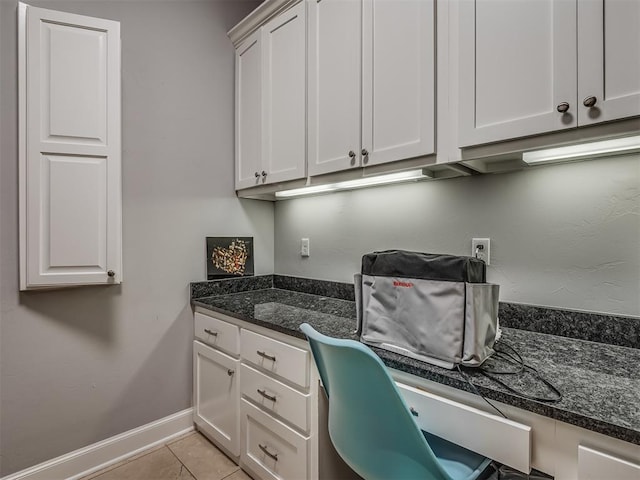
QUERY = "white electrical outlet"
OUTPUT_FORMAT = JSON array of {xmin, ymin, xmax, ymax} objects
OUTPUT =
[
  {"xmin": 301, "ymin": 238, "xmax": 310, "ymax": 257},
  {"xmin": 471, "ymin": 238, "xmax": 490, "ymax": 265}
]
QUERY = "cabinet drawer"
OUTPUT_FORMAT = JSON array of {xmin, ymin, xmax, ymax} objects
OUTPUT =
[
  {"xmin": 241, "ymin": 363, "xmax": 310, "ymax": 432},
  {"xmin": 397, "ymin": 382, "xmax": 531, "ymax": 474},
  {"xmin": 578, "ymin": 445, "xmax": 640, "ymax": 480},
  {"xmin": 240, "ymin": 399, "xmax": 308, "ymax": 480},
  {"xmin": 195, "ymin": 312, "xmax": 240, "ymax": 356},
  {"xmin": 241, "ymin": 329, "xmax": 309, "ymax": 388}
]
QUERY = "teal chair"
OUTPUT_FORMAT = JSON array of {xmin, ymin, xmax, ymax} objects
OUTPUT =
[{"xmin": 300, "ymin": 323, "xmax": 493, "ymax": 480}]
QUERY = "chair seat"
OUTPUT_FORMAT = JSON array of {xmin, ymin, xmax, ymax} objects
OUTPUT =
[{"xmin": 423, "ymin": 431, "xmax": 493, "ymax": 480}]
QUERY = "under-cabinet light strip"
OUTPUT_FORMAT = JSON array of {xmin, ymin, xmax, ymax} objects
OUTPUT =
[
  {"xmin": 522, "ymin": 135, "xmax": 640, "ymax": 165},
  {"xmin": 275, "ymin": 169, "xmax": 430, "ymax": 199}
]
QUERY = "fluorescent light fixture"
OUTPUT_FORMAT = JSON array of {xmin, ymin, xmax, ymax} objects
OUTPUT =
[
  {"xmin": 275, "ymin": 169, "xmax": 430, "ymax": 199},
  {"xmin": 522, "ymin": 135, "xmax": 640, "ymax": 165}
]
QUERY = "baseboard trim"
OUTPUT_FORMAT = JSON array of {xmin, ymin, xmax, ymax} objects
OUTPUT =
[{"xmin": 2, "ymin": 408, "xmax": 195, "ymax": 480}]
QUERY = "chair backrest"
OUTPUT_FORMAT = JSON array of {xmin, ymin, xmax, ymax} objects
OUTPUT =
[{"xmin": 300, "ymin": 323, "xmax": 452, "ymax": 480}]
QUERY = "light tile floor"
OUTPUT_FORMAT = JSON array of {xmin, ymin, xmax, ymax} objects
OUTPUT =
[{"xmin": 80, "ymin": 432, "xmax": 252, "ymax": 480}]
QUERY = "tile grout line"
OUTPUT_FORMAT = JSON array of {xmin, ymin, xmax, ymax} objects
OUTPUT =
[
  {"xmin": 220, "ymin": 467, "xmax": 243, "ymax": 480},
  {"xmin": 165, "ymin": 444, "xmax": 201, "ymax": 480},
  {"xmin": 79, "ymin": 444, "xmax": 167, "ymax": 480},
  {"xmin": 166, "ymin": 434, "xmax": 242, "ymax": 480}
]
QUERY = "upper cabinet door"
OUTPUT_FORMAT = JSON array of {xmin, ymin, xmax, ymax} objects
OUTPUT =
[
  {"xmin": 577, "ymin": 0, "xmax": 640, "ymax": 126},
  {"xmin": 361, "ymin": 0, "xmax": 435, "ymax": 167},
  {"xmin": 235, "ymin": 31, "xmax": 263, "ymax": 190},
  {"xmin": 459, "ymin": 0, "xmax": 577, "ymax": 147},
  {"xmin": 308, "ymin": 0, "xmax": 362, "ymax": 176},
  {"xmin": 19, "ymin": 3, "xmax": 121, "ymax": 289},
  {"xmin": 262, "ymin": 1, "xmax": 306, "ymax": 184}
]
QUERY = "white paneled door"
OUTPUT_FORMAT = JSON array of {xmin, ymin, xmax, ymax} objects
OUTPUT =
[
  {"xmin": 19, "ymin": 3, "xmax": 121, "ymax": 289},
  {"xmin": 193, "ymin": 341, "xmax": 240, "ymax": 458},
  {"xmin": 262, "ymin": 1, "xmax": 306, "ymax": 184},
  {"xmin": 308, "ymin": 0, "xmax": 362, "ymax": 176},
  {"xmin": 577, "ymin": 0, "xmax": 640, "ymax": 126},
  {"xmin": 235, "ymin": 30, "xmax": 263, "ymax": 190},
  {"xmin": 361, "ymin": 0, "xmax": 435, "ymax": 167},
  {"xmin": 458, "ymin": 0, "xmax": 577, "ymax": 147}
]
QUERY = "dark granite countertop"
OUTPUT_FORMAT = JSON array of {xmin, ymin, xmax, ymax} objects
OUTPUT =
[{"xmin": 192, "ymin": 284, "xmax": 640, "ymax": 446}]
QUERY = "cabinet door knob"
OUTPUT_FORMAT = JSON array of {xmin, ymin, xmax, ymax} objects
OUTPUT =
[
  {"xmin": 261, "ymin": 171, "xmax": 267, "ymax": 177},
  {"xmin": 348, "ymin": 150, "xmax": 356, "ymax": 158},
  {"xmin": 556, "ymin": 102, "xmax": 570, "ymax": 113},
  {"xmin": 227, "ymin": 369, "xmax": 235, "ymax": 376},
  {"xmin": 254, "ymin": 172, "xmax": 260, "ymax": 178},
  {"xmin": 361, "ymin": 148, "xmax": 369, "ymax": 157},
  {"xmin": 107, "ymin": 270, "xmax": 115, "ymax": 277},
  {"xmin": 583, "ymin": 96, "xmax": 597, "ymax": 108}
]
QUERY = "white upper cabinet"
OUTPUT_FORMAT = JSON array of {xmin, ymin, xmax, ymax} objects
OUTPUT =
[
  {"xmin": 308, "ymin": 0, "xmax": 435, "ymax": 176},
  {"xmin": 577, "ymin": 0, "xmax": 640, "ymax": 126},
  {"xmin": 459, "ymin": 0, "xmax": 640, "ymax": 148},
  {"xmin": 361, "ymin": 0, "xmax": 435, "ymax": 167},
  {"xmin": 19, "ymin": 3, "xmax": 122, "ymax": 289},
  {"xmin": 308, "ymin": 0, "xmax": 362, "ymax": 176},
  {"xmin": 459, "ymin": 0, "xmax": 577, "ymax": 147},
  {"xmin": 235, "ymin": 2, "xmax": 306, "ymax": 190},
  {"xmin": 236, "ymin": 31, "xmax": 263, "ymax": 190},
  {"xmin": 262, "ymin": 2, "xmax": 307, "ymax": 184}
]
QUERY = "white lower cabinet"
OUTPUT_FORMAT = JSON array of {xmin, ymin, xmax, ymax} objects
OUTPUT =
[
  {"xmin": 193, "ymin": 310, "xmax": 317, "ymax": 480},
  {"xmin": 193, "ymin": 340, "xmax": 240, "ymax": 458},
  {"xmin": 193, "ymin": 311, "xmax": 640, "ymax": 480},
  {"xmin": 241, "ymin": 399, "xmax": 309, "ymax": 480}
]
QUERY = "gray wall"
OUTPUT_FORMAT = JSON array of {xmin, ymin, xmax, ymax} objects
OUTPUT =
[
  {"xmin": 0, "ymin": 0, "xmax": 269, "ymax": 475},
  {"xmin": 275, "ymin": 154, "xmax": 640, "ymax": 318}
]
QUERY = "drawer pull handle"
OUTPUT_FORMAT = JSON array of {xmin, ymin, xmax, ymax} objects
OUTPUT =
[
  {"xmin": 259, "ymin": 443, "xmax": 278, "ymax": 461},
  {"xmin": 256, "ymin": 350, "xmax": 276, "ymax": 362},
  {"xmin": 257, "ymin": 389, "xmax": 277, "ymax": 402},
  {"xmin": 227, "ymin": 369, "xmax": 235, "ymax": 376},
  {"xmin": 204, "ymin": 329, "xmax": 218, "ymax": 337},
  {"xmin": 410, "ymin": 407, "xmax": 419, "ymax": 417}
]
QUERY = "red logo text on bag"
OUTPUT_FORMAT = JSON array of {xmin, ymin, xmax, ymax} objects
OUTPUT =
[{"xmin": 393, "ymin": 280, "xmax": 414, "ymax": 288}]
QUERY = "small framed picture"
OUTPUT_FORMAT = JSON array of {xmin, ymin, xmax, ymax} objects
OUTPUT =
[{"xmin": 206, "ymin": 237, "xmax": 254, "ymax": 280}]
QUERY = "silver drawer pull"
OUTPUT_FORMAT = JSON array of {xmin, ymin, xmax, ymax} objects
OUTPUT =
[
  {"xmin": 259, "ymin": 443, "xmax": 278, "ymax": 461},
  {"xmin": 257, "ymin": 389, "xmax": 277, "ymax": 402},
  {"xmin": 256, "ymin": 350, "xmax": 276, "ymax": 362},
  {"xmin": 204, "ymin": 329, "xmax": 218, "ymax": 337}
]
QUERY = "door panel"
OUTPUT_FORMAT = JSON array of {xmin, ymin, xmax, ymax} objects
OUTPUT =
[
  {"xmin": 44, "ymin": 155, "xmax": 107, "ymax": 271},
  {"xmin": 44, "ymin": 22, "xmax": 107, "ymax": 143}
]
